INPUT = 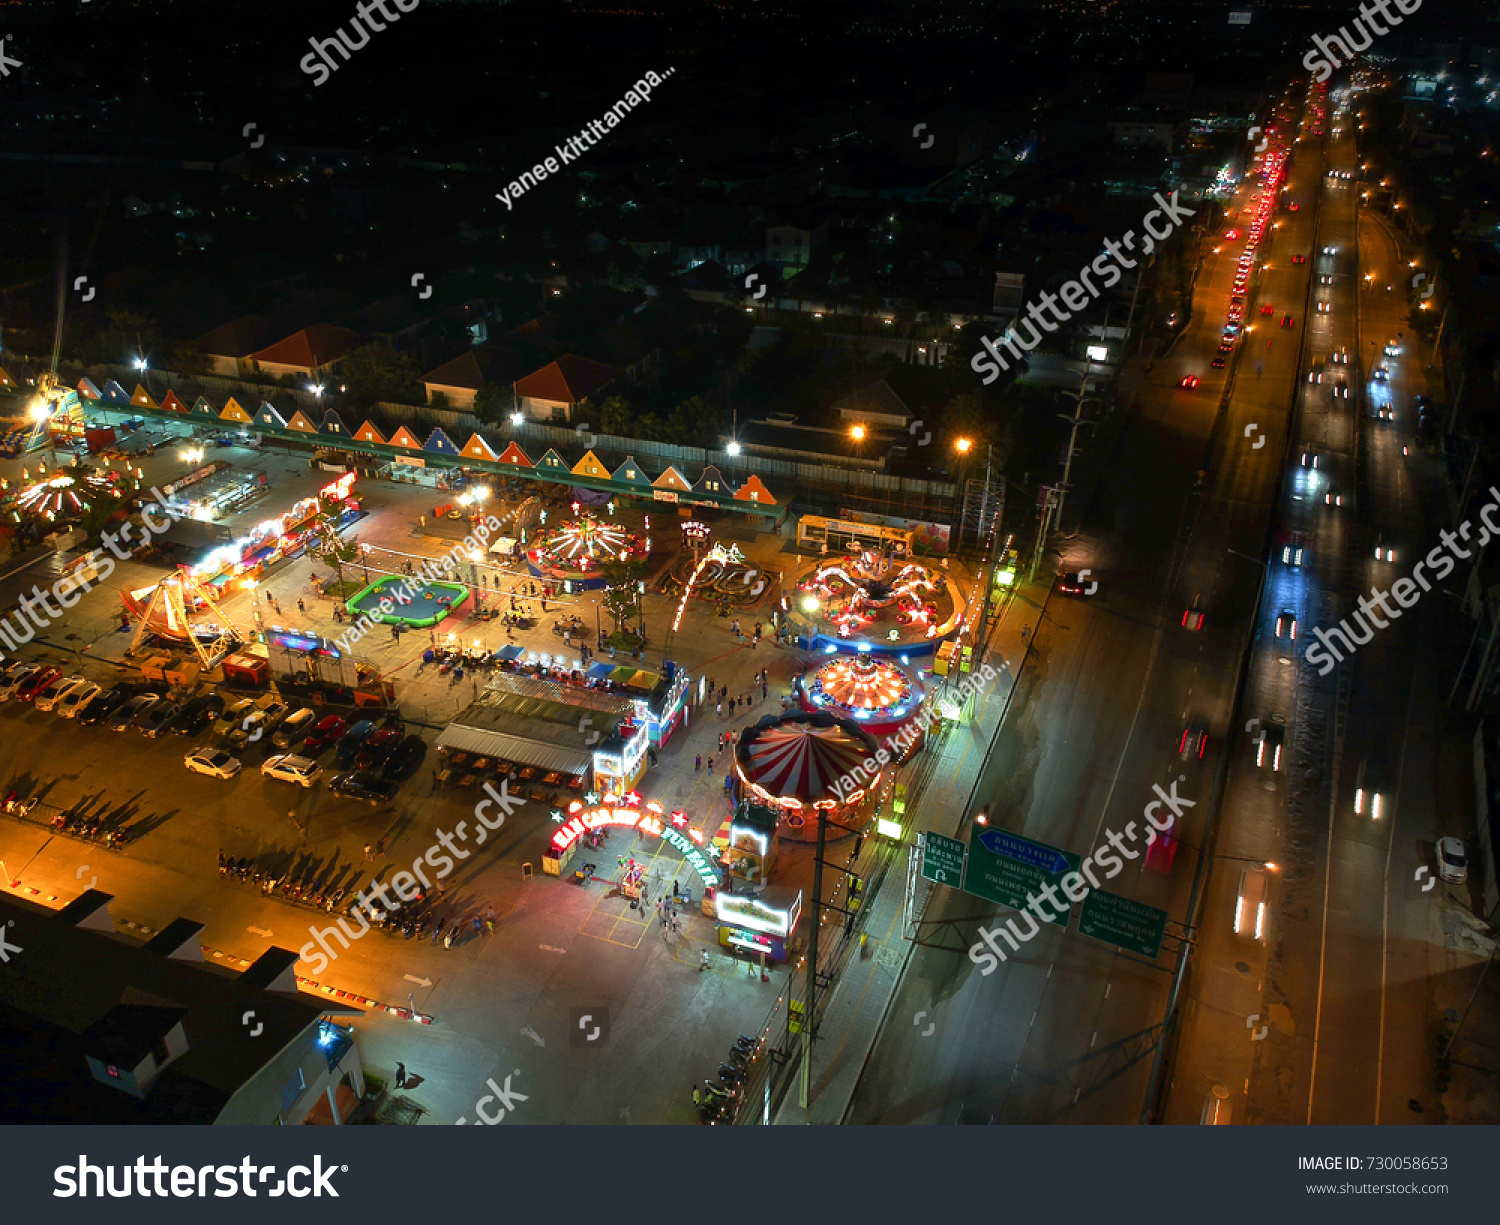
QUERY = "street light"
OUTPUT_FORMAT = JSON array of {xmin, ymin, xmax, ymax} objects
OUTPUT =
[
  {"xmin": 726, "ymin": 441, "xmax": 741, "ymax": 457},
  {"xmin": 850, "ymin": 425, "xmax": 866, "ymax": 442},
  {"xmin": 510, "ymin": 412, "xmax": 525, "ymax": 427}
]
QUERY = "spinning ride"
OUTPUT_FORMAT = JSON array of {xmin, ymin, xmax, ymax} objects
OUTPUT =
[
  {"xmin": 733, "ymin": 711, "xmax": 883, "ymax": 844},
  {"xmin": 795, "ymin": 548, "xmax": 964, "ymax": 656},
  {"xmin": 527, "ymin": 511, "xmax": 647, "ymax": 591}
]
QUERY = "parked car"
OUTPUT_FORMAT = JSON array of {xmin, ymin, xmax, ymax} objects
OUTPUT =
[
  {"xmin": 1436, "ymin": 837, "xmax": 1468, "ymax": 885},
  {"xmin": 184, "ymin": 747, "xmax": 242, "ymax": 779},
  {"xmin": 355, "ymin": 728, "xmax": 402, "ymax": 770},
  {"xmin": 229, "ymin": 701, "xmax": 292, "ymax": 750},
  {"xmin": 335, "ymin": 720, "xmax": 377, "ymax": 766},
  {"xmin": 272, "ymin": 708, "xmax": 318, "ymax": 749},
  {"xmin": 175, "ymin": 692, "xmax": 226, "ymax": 737},
  {"xmin": 138, "ymin": 699, "xmax": 183, "ymax": 738},
  {"xmin": 381, "ymin": 735, "xmax": 427, "ymax": 782},
  {"xmin": 328, "ymin": 771, "xmax": 397, "ymax": 805},
  {"xmin": 212, "ymin": 697, "xmax": 256, "ymax": 739},
  {"xmin": 303, "ymin": 714, "xmax": 349, "ymax": 756},
  {"xmin": 57, "ymin": 681, "xmax": 102, "ymax": 719},
  {"xmin": 77, "ymin": 688, "xmax": 129, "ymax": 727},
  {"xmin": 0, "ymin": 665, "xmax": 43, "ymax": 702},
  {"xmin": 35, "ymin": 676, "xmax": 88, "ymax": 714},
  {"xmin": 109, "ymin": 693, "xmax": 160, "ymax": 732},
  {"xmin": 260, "ymin": 755, "xmax": 323, "ymax": 789},
  {"xmin": 15, "ymin": 667, "xmax": 61, "ymax": 703}
]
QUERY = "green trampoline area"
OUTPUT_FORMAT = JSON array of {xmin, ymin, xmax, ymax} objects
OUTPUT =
[{"xmin": 345, "ymin": 575, "xmax": 471, "ymax": 628}]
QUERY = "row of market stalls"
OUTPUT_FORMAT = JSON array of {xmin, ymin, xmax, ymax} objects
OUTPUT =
[{"xmin": 63, "ymin": 376, "xmax": 779, "ymax": 511}]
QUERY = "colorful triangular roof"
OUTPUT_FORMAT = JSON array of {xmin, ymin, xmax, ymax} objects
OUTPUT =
[
  {"xmin": 189, "ymin": 396, "xmax": 219, "ymax": 418},
  {"xmin": 158, "ymin": 390, "xmax": 187, "ymax": 414},
  {"xmin": 285, "ymin": 410, "xmax": 318, "ymax": 433},
  {"xmin": 353, "ymin": 420, "xmax": 386, "ymax": 445},
  {"xmin": 536, "ymin": 448, "xmax": 569, "ymax": 473},
  {"xmin": 694, "ymin": 465, "xmax": 728, "ymax": 495},
  {"xmin": 131, "ymin": 384, "xmax": 158, "ymax": 408},
  {"xmin": 220, "ymin": 396, "xmax": 253, "ymax": 423},
  {"xmin": 76, "ymin": 377, "xmax": 102, "ymax": 399},
  {"xmin": 461, "ymin": 433, "xmax": 498, "ymax": 461},
  {"xmin": 572, "ymin": 449, "xmax": 610, "ymax": 479},
  {"xmin": 611, "ymin": 457, "xmax": 653, "ymax": 488},
  {"xmin": 496, "ymin": 441, "xmax": 533, "ymax": 467},
  {"xmin": 424, "ymin": 427, "xmax": 460, "ymax": 455},
  {"xmin": 101, "ymin": 380, "xmax": 132, "ymax": 404},
  {"xmin": 318, "ymin": 409, "xmax": 349, "ymax": 436},
  {"xmin": 254, "ymin": 403, "xmax": 287, "ymax": 429},
  {"xmin": 734, "ymin": 473, "xmax": 777, "ymax": 505},
  {"xmin": 652, "ymin": 465, "xmax": 692, "ymax": 492},
  {"xmin": 387, "ymin": 425, "xmax": 422, "ymax": 449}
]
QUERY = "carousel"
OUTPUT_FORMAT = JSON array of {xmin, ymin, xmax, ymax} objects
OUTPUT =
[
  {"xmin": 798, "ymin": 652, "xmax": 927, "ymax": 742},
  {"xmin": 732, "ymin": 711, "xmax": 884, "ymax": 844},
  {"xmin": 526, "ymin": 509, "xmax": 648, "ymax": 592},
  {"xmin": 794, "ymin": 548, "xmax": 964, "ymax": 656}
]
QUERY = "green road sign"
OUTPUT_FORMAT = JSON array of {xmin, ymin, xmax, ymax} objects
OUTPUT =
[
  {"xmin": 962, "ymin": 828, "xmax": 1080, "ymax": 927},
  {"xmin": 920, "ymin": 832, "xmax": 966, "ymax": 887},
  {"xmin": 1078, "ymin": 889, "xmax": 1168, "ymax": 958}
]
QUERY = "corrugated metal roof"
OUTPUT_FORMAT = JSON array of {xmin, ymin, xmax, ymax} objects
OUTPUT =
[{"xmin": 435, "ymin": 724, "xmax": 592, "ymax": 776}]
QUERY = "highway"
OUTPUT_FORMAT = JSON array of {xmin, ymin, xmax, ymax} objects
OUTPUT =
[{"xmin": 847, "ymin": 82, "xmax": 1323, "ymax": 1124}]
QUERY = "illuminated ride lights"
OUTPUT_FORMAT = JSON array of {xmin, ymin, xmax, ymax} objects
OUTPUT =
[
  {"xmin": 532, "ymin": 513, "xmax": 644, "ymax": 574},
  {"xmin": 13, "ymin": 470, "xmax": 128, "ymax": 523},
  {"xmin": 672, "ymin": 542, "xmax": 745, "ymax": 632},
  {"xmin": 550, "ymin": 793, "xmax": 720, "ymax": 886},
  {"xmin": 804, "ymin": 654, "xmax": 915, "ymax": 722}
]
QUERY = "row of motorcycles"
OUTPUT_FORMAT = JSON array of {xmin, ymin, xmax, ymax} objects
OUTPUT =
[
  {"xmin": 219, "ymin": 851, "xmax": 352, "ymax": 913},
  {"xmin": 698, "ymin": 1033, "xmax": 761, "ymax": 1125},
  {"xmin": 41, "ymin": 805, "xmax": 133, "ymax": 847}
]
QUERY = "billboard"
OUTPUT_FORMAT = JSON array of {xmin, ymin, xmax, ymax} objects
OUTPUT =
[{"xmin": 1228, "ymin": 10, "xmax": 1253, "ymax": 25}]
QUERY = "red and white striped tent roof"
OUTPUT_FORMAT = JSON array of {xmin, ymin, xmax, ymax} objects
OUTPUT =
[{"xmin": 735, "ymin": 712, "xmax": 878, "ymax": 802}]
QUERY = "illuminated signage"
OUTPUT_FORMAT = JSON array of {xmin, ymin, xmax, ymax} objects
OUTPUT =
[
  {"xmin": 550, "ymin": 797, "xmax": 719, "ymax": 886},
  {"xmin": 716, "ymin": 891, "xmax": 801, "ymax": 937},
  {"xmin": 320, "ymin": 471, "xmax": 357, "ymax": 501},
  {"xmin": 877, "ymin": 817, "xmax": 903, "ymax": 839},
  {"xmin": 1085, "ymin": 345, "xmax": 1109, "ymax": 363}
]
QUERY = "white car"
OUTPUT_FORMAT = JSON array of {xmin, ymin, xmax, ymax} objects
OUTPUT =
[
  {"xmin": 35, "ymin": 676, "xmax": 88, "ymax": 714},
  {"xmin": 260, "ymin": 755, "xmax": 323, "ymax": 789},
  {"xmin": 0, "ymin": 666, "xmax": 43, "ymax": 702},
  {"xmin": 57, "ymin": 681, "xmax": 102, "ymax": 718},
  {"xmin": 1436, "ymin": 837, "xmax": 1468, "ymax": 885},
  {"xmin": 1332, "ymin": 349, "xmax": 1348, "ymax": 364},
  {"xmin": 1317, "ymin": 301, "xmax": 1331, "ymax": 313},
  {"xmin": 185, "ymin": 748, "xmax": 242, "ymax": 779},
  {"xmin": 1322, "ymin": 244, "xmax": 1337, "ymax": 254},
  {"xmin": 1235, "ymin": 867, "xmax": 1270, "ymax": 941}
]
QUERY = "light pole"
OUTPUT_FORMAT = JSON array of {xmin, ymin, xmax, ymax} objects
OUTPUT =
[
  {"xmin": 1052, "ymin": 378, "xmax": 1099, "ymax": 534},
  {"xmin": 954, "ymin": 437, "xmax": 973, "ymax": 542}
]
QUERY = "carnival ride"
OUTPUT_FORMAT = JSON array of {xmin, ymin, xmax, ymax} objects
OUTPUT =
[
  {"xmin": 733, "ymin": 711, "xmax": 884, "ymax": 843},
  {"xmin": 795, "ymin": 548, "xmax": 963, "ymax": 651},
  {"xmin": 124, "ymin": 566, "xmax": 242, "ymax": 669},
  {"xmin": 798, "ymin": 652, "xmax": 925, "ymax": 739},
  {"xmin": 527, "ymin": 510, "xmax": 648, "ymax": 590}
]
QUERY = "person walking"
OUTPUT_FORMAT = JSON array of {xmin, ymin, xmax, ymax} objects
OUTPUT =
[
  {"xmin": 693, "ymin": 1084, "xmax": 701, "ymax": 1107},
  {"xmin": 395, "ymin": 1062, "xmax": 407, "ymax": 1088},
  {"xmin": 472, "ymin": 916, "xmax": 483, "ymax": 937},
  {"xmin": 297, "ymin": 598, "xmax": 306, "ymax": 615},
  {"xmin": 265, "ymin": 589, "xmax": 274, "ymax": 604},
  {"xmin": 364, "ymin": 843, "xmax": 373, "ymax": 861},
  {"xmin": 669, "ymin": 910, "xmax": 680, "ymax": 934},
  {"xmin": 707, "ymin": 756, "xmax": 714, "ymax": 773},
  {"xmin": 443, "ymin": 928, "xmax": 454, "ymax": 949},
  {"xmin": 762, "ymin": 681, "xmax": 769, "ymax": 700},
  {"xmin": 672, "ymin": 878, "xmax": 680, "ymax": 898},
  {"xmin": 695, "ymin": 754, "xmax": 702, "ymax": 771},
  {"xmin": 431, "ymin": 922, "xmax": 442, "ymax": 944},
  {"xmin": 700, "ymin": 951, "xmax": 711, "ymax": 972},
  {"xmin": 716, "ymin": 701, "xmax": 722, "ymax": 718},
  {"xmin": 376, "ymin": 838, "xmax": 387, "ymax": 860}
]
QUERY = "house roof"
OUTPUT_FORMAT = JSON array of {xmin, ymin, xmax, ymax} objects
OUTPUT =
[
  {"xmin": 513, "ymin": 354, "xmax": 619, "ymax": 405},
  {"xmin": 251, "ymin": 324, "xmax": 360, "ymax": 369},
  {"xmin": 194, "ymin": 316, "xmax": 275, "ymax": 360},
  {"xmin": 831, "ymin": 379, "xmax": 914, "ymax": 423},
  {"xmin": 421, "ymin": 346, "xmax": 515, "ymax": 391}
]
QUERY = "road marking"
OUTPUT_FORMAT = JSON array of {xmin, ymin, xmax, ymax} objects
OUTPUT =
[
  {"xmin": 1090, "ymin": 1030, "xmax": 1097, "ymax": 1048},
  {"xmin": 247, "ymin": 925, "xmax": 271, "ymax": 937}
]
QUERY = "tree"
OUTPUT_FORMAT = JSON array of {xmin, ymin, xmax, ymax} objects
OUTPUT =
[
  {"xmin": 599, "ymin": 558, "xmax": 643, "ymax": 635},
  {"xmin": 169, "ymin": 341, "xmax": 212, "ymax": 377},
  {"xmin": 307, "ymin": 508, "xmax": 362, "ymax": 593},
  {"xmin": 429, "ymin": 390, "xmax": 453, "ymax": 411},
  {"xmin": 91, "ymin": 309, "xmax": 160, "ymax": 367},
  {"xmin": 597, "ymin": 394, "xmax": 635, "ymax": 436},
  {"xmin": 473, "ymin": 382, "xmax": 509, "ymax": 423},
  {"xmin": 338, "ymin": 343, "xmax": 425, "ymax": 411}
]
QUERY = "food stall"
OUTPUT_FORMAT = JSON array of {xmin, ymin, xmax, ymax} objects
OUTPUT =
[{"xmin": 716, "ymin": 886, "xmax": 802, "ymax": 964}]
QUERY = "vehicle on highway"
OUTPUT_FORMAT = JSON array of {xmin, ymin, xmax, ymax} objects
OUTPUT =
[
  {"xmin": 1234, "ymin": 867, "xmax": 1270, "ymax": 941},
  {"xmin": 1384, "ymin": 339, "xmax": 1401, "ymax": 355},
  {"xmin": 57, "ymin": 681, "xmax": 102, "ymax": 719},
  {"xmin": 1256, "ymin": 723, "xmax": 1285, "ymax": 771},
  {"xmin": 1211, "ymin": 357, "xmax": 1226, "ymax": 369},
  {"xmin": 1372, "ymin": 404, "xmax": 1393, "ymax": 420},
  {"xmin": 1288, "ymin": 200, "xmax": 1299, "ymax": 210},
  {"xmin": 1300, "ymin": 451, "xmax": 1320, "ymax": 468},
  {"xmin": 14, "ymin": 667, "xmax": 61, "ymax": 703},
  {"xmin": 184, "ymin": 747, "xmax": 242, "ymax": 779},
  {"xmin": 1319, "ymin": 275, "xmax": 1333, "ymax": 285},
  {"xmin": 272, "ymin": 708, "xmax": 318, "ymax": 749},
  {"xmin": 77, "ymin": 688, "xmax": 129, "ymax": 727},
  {"xmin": 1324, "ymin": 489, "xmax": 1343, "ymax": 507},
  {"xmin": 1308, "ymin": 367, "xmax": 1323, "ymax": 383},
  {"xmin": 1262, "ymin": 303, "xmax": 1275, "ymax": 316},
  {"xmin": 303, "ymin": 714, "xmax": 349, "ymax": 756},
  {"xmin": 261, "ymin": 754, "xmax": 323, "ymax": 788},
  {"xmin": 1322, "ymin": 245, "xmax": 1337, "ymax": 255},
  {"xmin": 335, "ymin": 720, "xmax": 377, "ymax": 766},
  {"xmin": 328, "ymin": 771, "xmax": 397, "ymax": 805},
  {"xmin": 1292, "ymin": 254, "xmax": 1306, "ymax": 264},
  {"xmin": 1056, "ymin": 572, "xmax": 1094, "ymax": 596},
  {"xmin": 1182, "ymin": 604, "xmax": 1206, "ymax": 631},
  {"xmin": 34, "ymin": 676, "xmax": 88, "ymax": 714},
  {"xmin": 1281, "ymin": 531, "xmax": 1305, "ymax": 567},
  {"xmin": 1354, "ymin": 760, "xmax": 1383, "ymax": 819},
  {"xmin": 1373, "ymin": 365, "xmax": 1389, "ymax": 381},
  {"xmin": 381, "ymin": 734, "xmax": 427, "ymax": 783},
  {"xmin": 1144, "ymin": 817, "xmax": 1178, "ymax": 874},
  {"xmin": 1332, "ymin": 381, "xmax": 1349, "ymax": 399},
  {"xmin": 1218, "ymin": 340, "xmax": 1235, "ymax": 352},
  {"xmin": 109, "ymin": 692, "xmax": 160, "ymax": 732},
  {"xmin": 138, "ymin": 699, "xmax": 183, "ymax": 738},
  {"xmin": 174, "ymin": 692, "xmax": 226, "ymax": 737},
  {"xmin": 1280, "ymin": 313, "xmax": 1295, "ymax": 328},
  {"xmin": 1178, "ymin": 375, "xmax": 1200, "ymax": 389},
  {"xmin": 212, "ymin": 698, "xmax": 256, "ymax": 739},
  {"xmin": 1179, "ymin": 720, "xmax": 1209, "ymax": 760},
  {"xmin": 1275, "ymin": 608, "xmax": 1298, "ymax": 643},
  {"xmin": 1373, "ymin": 534, "xmax": 1395, "ymax": 562},
  {"xmin": 1316, "ymin": 302, "xmax": 1330, "ymax": 313},
  {"xmin": 1437, "ymin": 837, "xmax": 1468, "ymax": 885},
  {"xmin": 355, "ymin": 728, "xmax": 402, "ymax": 769}
]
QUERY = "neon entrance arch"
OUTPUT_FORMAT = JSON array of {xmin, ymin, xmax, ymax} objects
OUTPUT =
[{"xmin": 551, "ymin": 795, "xmax": 722, "ymax": 888}]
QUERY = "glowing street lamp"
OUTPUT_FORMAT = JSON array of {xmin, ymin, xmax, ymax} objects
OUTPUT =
[{"xmin": 726, "ymin": 441, "xmax": 742, "ymax": 457}]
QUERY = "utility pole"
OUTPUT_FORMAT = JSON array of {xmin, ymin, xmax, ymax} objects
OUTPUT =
[
  {"xmin": 798, "ymin": 807, "xmax": 828, "ymax": 1109},
  {"xmin": 1052, "ymin": 379, "xmax": 1099, "ymax": 533},
  {"xmin": 975, "ymin": 444, "xmax": 995, "ymax": 550}
]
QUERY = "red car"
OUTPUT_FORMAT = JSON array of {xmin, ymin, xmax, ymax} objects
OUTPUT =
[
  {"xmin": 1260, "ymin": 303, "xmax": 1274, "ymax": 315},
  {"xmin": 303, "ymin": 714, "xmax": 349, "ymax": 756},
  {"xmin": 1179, "ymin": 375, "xmax": 1200, "ymax": 388},
  {"xmin": 1292, "ymin": 255, "xmax": 1306, "ymax": 264},
  {"xmin": 355, "ymin": 728, "xmax": 402, "ymax": 770},
  {"xmin": 1145, "ymin": 816, "xmax": 1179, "ymax": 874},
  {"xmin": 1281, "ymin": 314, "xmax": 1295, "ymax": 328},
  {"xmin": 16, "ymin": 667, "xmax": 61, "ymax": 702}
]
